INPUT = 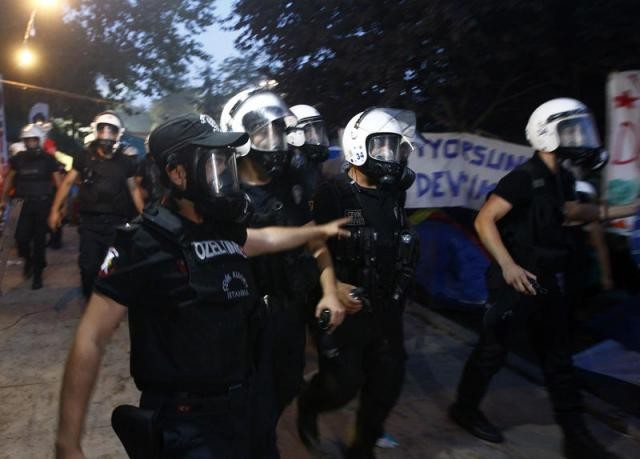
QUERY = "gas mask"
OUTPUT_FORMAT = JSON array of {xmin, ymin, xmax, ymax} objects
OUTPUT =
[
  {"xmin": 174, "ymin": 147, "xmax": 254, "ymax": 224},
  {"xmin": 247, "ymin": 119, "xmax": 290, "ymax": 177},
  {"xmin": 94, "ymin": 123, "xmax": 121, "ymax": 158},
  {"xmin": 360, "ymin": 134, "xmax": 413, "ymax": 190},
  {"xmin": 555, "ymin": 116, "xmax": 608, "ymax": 171},
  {"xmin": 22, "ymin": 137, "xmax": 42, "ymax": 156},
  {"xmin": 287, "ymin": 118, "xmax": 330, "ymax": 165}
]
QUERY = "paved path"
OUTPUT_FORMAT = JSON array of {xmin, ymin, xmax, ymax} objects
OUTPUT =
[{"xmin": 0, "ymin": 227, "xmax": 637, "ymax": 458}]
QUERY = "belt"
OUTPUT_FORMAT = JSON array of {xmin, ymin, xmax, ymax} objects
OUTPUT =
[{"xmin": 140, "ymin": 383, "xmax": 246, "ymax": 414}]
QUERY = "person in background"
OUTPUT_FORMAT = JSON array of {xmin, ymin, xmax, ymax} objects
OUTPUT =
[
  {"xmin": 448, "ymin": 98, "xmax": 625, "ymax": 459},
  {"xmin": 48, "ymin": 111, "xmax": 143, "ymax": 298},
  {"xmin": 297, "ymin": 107, "xmax": 419, "ymax": 459},
  {"xmin": 1, "ymin": 124, "xmax": 63, "ymax": 289}
]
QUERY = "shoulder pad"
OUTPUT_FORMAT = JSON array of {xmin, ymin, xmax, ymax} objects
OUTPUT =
[
  {"xmin": 330, "ymin": 173, "xmax": 355, "ymax": 198},
  {"xmin": 141, "ymin": 205, "xmax": 185, "ymax": 244}
]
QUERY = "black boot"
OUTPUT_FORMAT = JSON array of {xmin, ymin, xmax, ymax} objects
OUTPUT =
[
  {"xmin": 23, "ymin": 258, "xmax": 33, "ymax": 279},
  {"xmin": 344, "ymin": 444, "xmax": 376, "ymax": 459},
  {"xmin": 562, "ymin": 424, "xmax": 620, "ymax": 459},
  {"xmin": 31, "ymin": 270, "xmax": 43, "ymax": 290},
  {"xmin": 448, "ymin": 402, "xmax": 504, "ymax": 443}
]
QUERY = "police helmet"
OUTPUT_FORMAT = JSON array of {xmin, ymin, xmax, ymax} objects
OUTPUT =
[
  {"xmin": 525, "ymin": 98, "xmax": 608, "ymax": 170},
  {"xmin": 287, "ymin": 104, "xmax": 330, "ymax": 163},
  {"xmin": 20, "ymin": 123, "xmax": 46, "ymax": 147},
  {"xmin": 341, "ymin": 108, "xmax": 416, "ymax": 188},
  {"xmin": 220, "ymin": 86, "xmax": 297, "ymax": 177}
]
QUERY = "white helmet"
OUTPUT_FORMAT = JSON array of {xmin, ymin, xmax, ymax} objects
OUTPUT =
[
  {"xmin": 525, "ymin": 98, "xmax": 600, "ymax": 152},
  {"xmin": 220, "ymin": 87, "xmax": 297, "ymax": 156},
  {"xmin": 342, "ymin": 108, "xmax": 416, "ymax": 166},
  {"xmin": 91, "ymin": 111, "xmax": 124, "ymax": 143},
  {"xmin": 287, "ymin": 104, "xmax": 329, "ymax": 148},
  {"xmin": 20, "ymin": 123, "xmax": 46, "ymax": 146},
  {"xmin": 525, "ymin": 98, "xmax": 608, "ymax": 170}
]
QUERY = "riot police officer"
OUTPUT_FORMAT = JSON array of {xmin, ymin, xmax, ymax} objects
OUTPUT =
[
  {"xmin": 296, "ymin": 107, "xmax": 419, "ymax": 459},
  {"xmin": 48, "ymin": 111, "xmax": 144, "ymax": 298},
  {"xmin": 1, "ymin": 124, "xmax": 62, "ymax": 289},
  {"xmin": 220, "ymin": 89, "xmax": 345, "ymax": 457},
  {"xmin": 285, "ymin": 104, "xmax": 331, "ymax": 211},
  {"xmin": 55, "ymin": 112, "xmax": 349, "ymax": 459},
  {"xmin": 448, "ymin": 98, "xmax": 620, "ymax": 459}
]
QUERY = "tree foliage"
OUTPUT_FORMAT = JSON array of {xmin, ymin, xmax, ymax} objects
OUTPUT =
[
  {"xmin": 199, "ymin": 52, "xmax": 270, "ymax": 121},
  {"xmin": 0, "ymin": 0, "xmax": 218, "ymax": 136},
  {"xmin": 230, "ymin": 0, "xmax": 640, "ymax": 142}
]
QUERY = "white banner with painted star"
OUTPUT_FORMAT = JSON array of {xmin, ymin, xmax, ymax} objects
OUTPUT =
[{"xmin": 605, "ymin": 71, "xmax": 640, "ymax": 233}]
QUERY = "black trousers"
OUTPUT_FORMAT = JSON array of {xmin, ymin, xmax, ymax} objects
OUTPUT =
[
  {"xmin": 249, "ymin": 298, "xmax": 307, "ymax": 459},
  {"xmin": 272, "ymin": 302, "xmax": 307, "ymax": 416},
  {"xmin": 299, "ymin": 307, "xmax": 407, "ymax": 455},
  {"xmin": 455, "ymin": 272, "xmax": 583, "ymax": 422},
  {"xmin": 77, "ymin": 213, "xmax": 128, "ymax": 298},
  {"xmin": 15, "ymin": 198, "xmax": 51, "ymax": 273},
  {"xmin": 139, "ymin": 387, "xmax": 252, "ymax": 459}
]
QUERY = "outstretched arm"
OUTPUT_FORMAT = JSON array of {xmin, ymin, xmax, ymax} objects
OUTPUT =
[
  {"xmin": 565, "ymin": 198, "xmax": 640, "ymax": 223},
  {"xmin": 56, "ymin": 293, "xmax": 127, "ymax": 459},
  {"xmin": 243, "ymin": 217, "xmax": 349, "ymax": 257}
]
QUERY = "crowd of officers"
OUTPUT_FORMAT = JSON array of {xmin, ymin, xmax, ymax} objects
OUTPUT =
[{"xmin": 0, "ymin": 90, "xmax": 630, "ymax": 459}]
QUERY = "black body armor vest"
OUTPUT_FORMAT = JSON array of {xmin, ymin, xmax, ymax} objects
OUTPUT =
[
  {"xmin": 327, "ymin": 175, "xmax": 419, "ymax": 310},
  {"xmin": 244, "ymin": 182, "xmax": 319, "ymax": 305},
  {"xmin": 124, "ymin": 207, "xmax": 260, "ymax": 393},
  {"xmin": 13, "ymin": 152, "xmax": 54, "ymax": 198},
  {"xmin": 77, "ymin": 147, "xmax": 135, "ymax": 216},
  {"xmin": 498, "ymin": 161, "xmax": 571, "ymax": 272}
]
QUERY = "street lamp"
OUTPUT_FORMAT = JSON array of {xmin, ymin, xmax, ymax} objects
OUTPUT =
[
  {"xmin": 17, "ymin": 47, "xmax": 37, "ymax": 69},
  {"xmin": 16, "ymin": 0, "xmax": 60, "ymax": 68}
]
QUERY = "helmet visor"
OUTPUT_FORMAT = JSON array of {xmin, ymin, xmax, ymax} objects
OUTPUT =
[
  {"xmin": 557, "ymin": 115, "xmax": 601, "ymax": 149},
  {"xmin": 367, "ymin": 134, "xmax": 405, "ymax": 162},
  {"xmin": 96, "ymin": 123, "xmax": 120, "ymax": 141},
  {"xmin": 303, "ymin": 120, "xmax": 329, "ymax": 146},
  {"xmin": 241, "ymin": 105, "xmax": 296, "ymax": 136},
  {"xmin": 200, "ymin": 148, "xmax": 240, "ymax": 195},
  {"xmin": 249, "ymin": 119, "xmax": 288, "ymax": 152}
]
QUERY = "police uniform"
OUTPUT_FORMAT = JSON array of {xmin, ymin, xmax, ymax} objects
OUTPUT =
[
  {"xmin": 298, "ymin": 172, "xmax": 418, "ymax": 457},
  {"xmin": 95, "ymin": 205, "xmax": 260, "ymax": 458},
  {"xmin": 72, "ymin": 144, "xmax": 139, "ymax": 297},
  {"xmin": 9, "ymin": 149, "xmax": 59, "ymax": 281},
  {"xmin": 240, "ymin": 179, "xmax": 318, "ymax": 458},
  {"xmin": 454, "ymin": 152, "xmax": 583, "ymax": 425},
  {"xmin": 286, "ymin": 150, "xmax": 323, "ymax": 214}
]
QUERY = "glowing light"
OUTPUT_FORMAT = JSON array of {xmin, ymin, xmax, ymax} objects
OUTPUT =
[
  {"xmin": 17, "ymin": 47, "xmax": 37, "ymax": 68},
  {"xmin": 35, "ymin": 0, "xmax": 59, "ymax": 9}
]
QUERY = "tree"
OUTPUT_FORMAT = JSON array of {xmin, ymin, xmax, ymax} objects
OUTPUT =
[
  {"xmin": 229, "ymin": 0, "xmax": 640, "ymax": 142},
  {"xmin": 198, "ymin": 53, "xmax": 270, "ymax": 121},
  {"xmin": 0, "ymin": 0, "xmax": 219, "ymax": 138}
]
